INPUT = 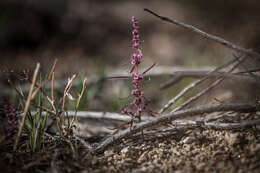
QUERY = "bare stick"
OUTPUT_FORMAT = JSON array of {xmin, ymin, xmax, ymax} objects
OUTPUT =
[
  {"xmin": 91, "ymin": 102, "xmax": 257, "ymax": 153},
  {"xmin": 172, "ymin": 57, "xmax": 245, "ymax": 112},
  {"xmin": 30, "ymin": 110, "xmax": 155, "ymax": 122},
  {"xmin": 14, "ymin": 63, "xmax": 40, "ymax": 151},
  {"xmin": 144, "ymin": 8, "xmax": 260, "ymax": 59},
  {"xmin": 159, "ymin": 57, "xmax": 239, "ymax": 114},
  {"xmin": 143, "ymin": 118, "xmax": 260, "ymax": 136},
  {"xmin": 171, "ymin": 119, "xmax": 260, "ymax": 130}
]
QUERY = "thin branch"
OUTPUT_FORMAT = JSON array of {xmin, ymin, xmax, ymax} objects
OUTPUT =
[
  {"xmin": 143, "ymin": 118, "xmax": 260, "ymax": 136},
  {"xmin": 91, "ymin": 102, "xmax": 257, "ymax": 153},
  {"xmin": 170, "ymin": 119, "xmax": 260, "ymax": 130},
  {"xmin": 30, "ymin": 110, "xmax": 155, "ymax": 122},
  {"xmin": 14, "ymin": 63, "xmax": 40, "ymax": 151},
  {"xmin": 159, "ymin": 57, "xmax": 239, "ymax": 113},
  {"xmin": 172, "ymin": 56, "xmax": 245, "ymax": 112},
  {"xmin": 144, "ymin": 8, "xmax": 260, "ymax": 59},
  {"xmin": 142, "ymin": 62, "xmax": 157, "ymax": 75}
]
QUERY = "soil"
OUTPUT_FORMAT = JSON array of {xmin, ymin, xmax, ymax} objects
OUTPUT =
[{"xmin": 1, "ymin": 121, "xmax": 260, "ymax": 173}]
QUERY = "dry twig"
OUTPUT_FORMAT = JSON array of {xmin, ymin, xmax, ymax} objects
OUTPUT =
[
  {"xmin": 142, "ymin": 118, "xmax": 260, "ymax": 136},
  {"xmin": 159, "ymin": 57, "xmax": 238, "ymax": 113},
  {"xmin": 31, "ymin": 110, "xmax": 155, "ymax": 122},
  {"xmin": 91, "ymin": 102, "xmax": 257, "ymax": 153},
  {"xmin": 172, "ymin": 56, "xmax": 245, "ymax": 112},
  {"xmin": 171, "ymin": 119, "xmax": 260, "ymax": 130},
  {"xmin": 14, "ymin": 63, "xmax": 40, "ymax": 151},
  {"xmin": 144, "ymin": 8, "xmax": 260, "ymax": 59}
]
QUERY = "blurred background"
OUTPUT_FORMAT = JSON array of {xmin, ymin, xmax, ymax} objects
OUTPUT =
[{"xmin": 1, "ymin": 0, "xmax": 260, "ymax": 111}]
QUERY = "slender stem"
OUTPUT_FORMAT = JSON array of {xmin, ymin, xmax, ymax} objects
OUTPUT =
[
  {"xmin": 142, "ymin": 62, "xmax": 157, "ymax": 75},
  {"xmin": 172, "ymin": 56, "xmax": 245, "ymax": 112},
  {"xmin": 144, "ymin": 8, "xmax": 260, "ymax": 59},
  {"xmin": 14, "ymin": 63, "xmax": 40, "ymax": 151}
]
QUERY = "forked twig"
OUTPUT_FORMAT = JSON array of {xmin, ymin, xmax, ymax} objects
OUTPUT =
[
  {"xmin": 14, "ymin": 63, "xmax": 40, "ymax": 151},
  {"xmin": 144, "ymin": 8, "xmax": 260, "ymax": 59},
  {"xmin": 91, "ymin": 102, "xmax": 257, "ymax": 153},
  {"xmin": 172, "ymin": 56, "xmax": 245, "ymax": 112},
  {"xmin": 159, "ymin": 57, "xmax": 239, "ymax": 113}
]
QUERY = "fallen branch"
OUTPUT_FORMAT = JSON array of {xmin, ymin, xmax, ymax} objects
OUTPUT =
[
  {"xmin": 28, "ymin": 111, "xmax": 156, "ymax": 122},
  {"xmin": 91, "ymin": 102, "xmax": 258, "ymax": 153},
  {"xmin": 171, "ymin": 119, "xmax": 260, "ymax": 130},
  {"xmin": 144, "ymin": 8, "xmax": 260, "ymax": 59},
  {"xmin": 141, "ymin": 118, "xmax": 260, "ymax": 137}
]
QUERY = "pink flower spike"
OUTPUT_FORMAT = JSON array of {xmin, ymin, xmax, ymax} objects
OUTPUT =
[{"xmin": 109, "ymin": 16, "xmax": 156, "ymax": 138}]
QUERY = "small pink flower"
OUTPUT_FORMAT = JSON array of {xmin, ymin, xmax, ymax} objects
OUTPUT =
[
  {"xmin": 137, "ymin": 52, "xmax": 143, "ymax": 60},
  {"xmin": 132, "ymin": 72, "xmax": 139, "ymax": 80},
  {"xmin": 133, "ymin": 42, "xmax": 139, "ymax": 49}
]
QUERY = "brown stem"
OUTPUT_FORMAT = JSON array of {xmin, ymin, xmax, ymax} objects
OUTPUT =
[
  {"xmin": 144, "ymin": 8, "xmax": 260, "ymax": 59},
  {"xmin": 91, "ymin": 102, "xmax": 258, "ymax": 153}
]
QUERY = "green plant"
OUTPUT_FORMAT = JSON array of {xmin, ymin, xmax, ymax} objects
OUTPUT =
[
  {"xmin": 22, "ymin": 91, "xmax": 48, "ymax": 152},
  {"xmin": 7, "ymin": 60, "xmax": 87, "ymax": 151}
]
